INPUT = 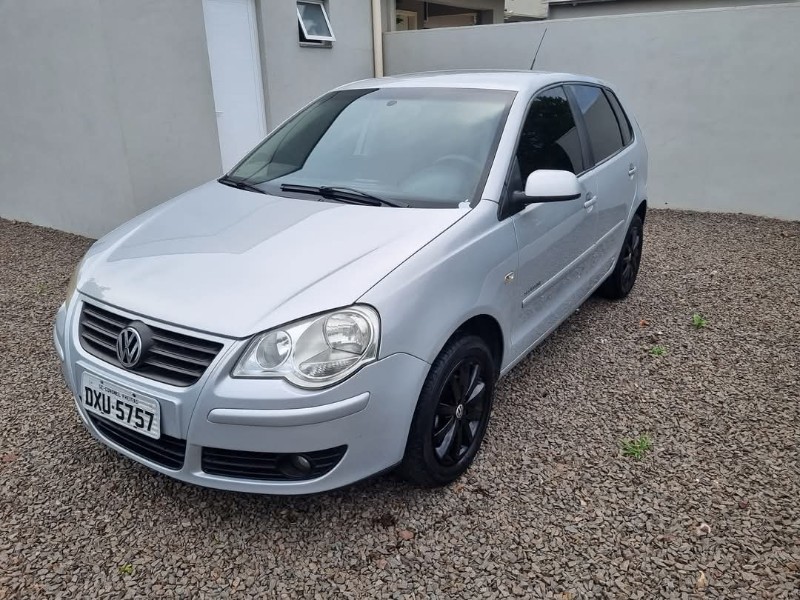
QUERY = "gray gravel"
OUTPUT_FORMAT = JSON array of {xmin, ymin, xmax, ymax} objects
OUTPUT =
[{"xmin": 1, "ymin": 210, "xmax": 799, "ymax": 599}]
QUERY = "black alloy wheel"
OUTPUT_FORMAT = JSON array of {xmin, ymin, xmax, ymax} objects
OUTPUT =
[
  {"xmin": 433, "ymin": 358, "xmax": 488, "ymax": 466},
  {"xmin": 598, "ymin": 213, "xmax": 644, "ymax": 300},
  {"xmin": 399, "ymin": 334, "xmax": 496, "ymax": 486}
]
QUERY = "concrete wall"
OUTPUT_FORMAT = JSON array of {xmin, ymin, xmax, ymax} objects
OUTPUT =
[
  {"xmin": 548, "ymin": 0, "xmax": 798, "ymax": 19},
  {"xmin": 0, "ymin": 0, "xmax": 222, "ymax": 237},
  {"xmin": 384, "ymin": 3, "xmax": 800, "ymax": 220},
  {"xmin": 258, "ymin": 0, "xmax": 376, "ymax": 129}
]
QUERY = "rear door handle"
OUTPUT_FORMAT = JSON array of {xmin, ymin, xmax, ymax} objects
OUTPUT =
[
  {"xmin": 583, "ymin": 194, "xmax": 597, "ymax": 209},
  {"xmin": 628, "ymin": 164, "xmax": 637, "ymax": 176}
]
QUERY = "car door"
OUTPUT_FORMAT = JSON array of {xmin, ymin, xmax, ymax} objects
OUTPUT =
[
  {"xmin": 505, "ymin": 85, "xmax": 599, "ymax": 358},
  {"xmin": 567, "ymin": 84, "xmax": 638, "ymax": 276}
]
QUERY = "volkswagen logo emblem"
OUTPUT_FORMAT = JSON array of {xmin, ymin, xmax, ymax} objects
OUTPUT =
[{"xmin": 116, "ymin": 327, "xmax": 143, "ymax": 368}]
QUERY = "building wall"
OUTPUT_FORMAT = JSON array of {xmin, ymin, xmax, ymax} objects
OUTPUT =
[
  {"xmin": 384, "ymin": 4, "xmax": 800, "ymax": 220},
  {"xmin": 0, "ymin": 0, "xmax": 222, "ymax": 237},
  {"xmin": 547, "ymin": 0, "xmax": 798, "ymax": 19},
  {"xmin": 258, "ymin": 0, "xmax": 376, "ymax": 129}
]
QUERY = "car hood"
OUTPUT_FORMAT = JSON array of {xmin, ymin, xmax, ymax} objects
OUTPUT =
[{"xmin": 78, "ymin": 182, "xmax": 467, "ymax": 338}]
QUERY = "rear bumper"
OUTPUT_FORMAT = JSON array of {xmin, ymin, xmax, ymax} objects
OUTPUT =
[{"xmin": 55, "ymin": 299, "xmax": 429, "ymax": 494}]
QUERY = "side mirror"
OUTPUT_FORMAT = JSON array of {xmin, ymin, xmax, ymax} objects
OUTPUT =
[{"xmin": 512, "ymin": 170, "xmax": 582, "ymax": 205}]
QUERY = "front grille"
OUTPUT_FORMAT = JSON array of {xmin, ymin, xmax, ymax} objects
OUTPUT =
[
  {"xmin": 201, "ymin": 446, "xmax": 347, "ymax": 481},
  {"xmin": 79, "ymin": 303, "xmax": 223, "ymax": 387},
  {"xmin": 89, "ymin": 415, "xmax": 187, "ymax": 470}
]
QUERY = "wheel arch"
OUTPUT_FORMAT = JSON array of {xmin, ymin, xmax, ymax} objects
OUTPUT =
[
  {"xmin": 635, "ymin": 198, "xmax": 647, "ymax": 223},
  {"xmin": 446, "ymin": 314, "xmax": 504, "ymax": 376}
]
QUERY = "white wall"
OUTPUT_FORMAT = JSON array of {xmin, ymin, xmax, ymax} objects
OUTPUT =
[
  {"xmin": 384, "ymin": 4, "xmax": 800, "ymax": 220},
  {"xmin": 0, "ymin": 0, "xmax": 377, "ymax": 237},
  {"xmin": 0, "ymin": 0, "xmax": 223, "ymax": 237}
]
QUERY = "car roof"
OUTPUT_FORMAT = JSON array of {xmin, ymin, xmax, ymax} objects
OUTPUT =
[{"xmin": 336, "ymin": 70, "xmax": 609, "ymax": 94}]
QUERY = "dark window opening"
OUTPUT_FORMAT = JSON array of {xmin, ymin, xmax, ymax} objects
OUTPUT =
[
  {"xmin": 570, "ymin": 84, "xmax": 624, "ymax": 164},
  {"xmin": 604, "ymin": 89, "xmax": 634, "ymax": 147},
  {"xmin": 515, "ymin": 86, "xmax": 583, "ymax": 183}
]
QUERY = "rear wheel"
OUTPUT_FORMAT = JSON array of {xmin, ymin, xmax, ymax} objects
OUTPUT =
[
  {"xmin": 598, "ymin": 213, "xmax": 643, "ymax": 300},
  {"xmin": 399, "ymin": 334, "xmax": 496, "ymax": 487}
]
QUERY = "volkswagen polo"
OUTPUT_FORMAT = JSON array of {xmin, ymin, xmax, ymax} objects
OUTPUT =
[{"xmin": 54, "ymin": 71, "xmax": 648, "ymax": 494}]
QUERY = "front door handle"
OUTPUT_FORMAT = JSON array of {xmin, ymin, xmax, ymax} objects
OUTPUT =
[
  {"xmin": 628, "ymin": 164, "xmax": 637, "ymax": 177},
  {"xmin": 583, "ymin": 194, "xmax": 597, "ymax": 209}
]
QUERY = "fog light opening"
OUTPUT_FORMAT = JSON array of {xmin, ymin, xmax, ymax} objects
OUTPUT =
[{"xmin": 277, "ymin": 454, "xmax": 313, "ymax": 478}]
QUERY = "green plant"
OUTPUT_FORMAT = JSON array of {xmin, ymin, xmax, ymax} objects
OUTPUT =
[
  {"xmin": 620, "ymin": 434, "xmax": 653, "ymax": 460},
  {"xmin": 691, "ymin": 313, "xmax": 708, "ymax": 329},
  {"xmin": 118, "ymin": 564, "xmax": 134, "ymax": 576},
  {"xmin": 650, "ymin": 345, "xmax": 666, "ymax": 356}
]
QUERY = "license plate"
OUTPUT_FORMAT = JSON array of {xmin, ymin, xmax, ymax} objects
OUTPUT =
[{"xmin": 81, "ymin": 372, "xmax": 161, "ymax": 439}]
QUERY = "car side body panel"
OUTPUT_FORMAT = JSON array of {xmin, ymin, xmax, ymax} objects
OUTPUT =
[
  {"xmin": 360, "ymin": 199, "xmax": 519, "ymax": 370},
  {"xmin": 505, "ymin": 84, "xmax": 600, "ymax": 358},
  {"xmin": 570, "ymin": 83, "xmax": 648, "ymax": 275}
]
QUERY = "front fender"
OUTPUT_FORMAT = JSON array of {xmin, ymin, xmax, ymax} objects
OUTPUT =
[{"xmin": 360, "ymin": 201, "xmax": 518, "ymax": 370}]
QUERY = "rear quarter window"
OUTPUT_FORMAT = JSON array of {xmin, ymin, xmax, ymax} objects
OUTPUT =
[
  {"xmin": 570, "ymin": 84, "xmax": 624, "ymax": 165},
  {"xmin": 604, "ymin": 90, "xmax": 634, "ymax": 146}
]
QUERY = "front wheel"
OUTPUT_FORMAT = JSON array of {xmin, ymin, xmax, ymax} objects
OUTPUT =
[
  {"xmin": 597, "ymin": 213, "xmax": 644, "ymax": 300},
  {"xmin": 399, "ymin": 334, "xmax": 496, "ymax": 487}
]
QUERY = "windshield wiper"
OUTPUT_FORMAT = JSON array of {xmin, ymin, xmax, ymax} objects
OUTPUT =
[
  {"xmin": 280, "ymin": 183, "xmax": 407, "ymax": 208},
  {"xmin": 218, "ymin": 175, "xmax": 267, "ymax": 195}
]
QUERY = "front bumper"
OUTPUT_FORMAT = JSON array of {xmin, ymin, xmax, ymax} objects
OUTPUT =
[{"xmin": 54, "ymin": 299, "xmax": 429, "ymax": 494}]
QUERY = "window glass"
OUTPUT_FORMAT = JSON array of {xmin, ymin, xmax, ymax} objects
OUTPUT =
[
  {"xmin": 570, "ymin": 85, "xmax": 624, "ymax": 164},
  {"xmin": 515, "ymin": 87, "xmax": 583, "ymax": 181},
  {"xmin": 297, "ymin": 2, "xmax": 334, "ymax": 41},
  {"xmin": 228, "ymin": 87, "xmax": 515, "ymax": 208},
  {"xmin": 604, "ymin": 90, "xmax": 633, "ymax": 146}
]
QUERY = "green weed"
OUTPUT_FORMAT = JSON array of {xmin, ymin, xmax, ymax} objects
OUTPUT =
[{"xmin": 620, "ymin": 435, "xmax": 653, "ymax": 460}]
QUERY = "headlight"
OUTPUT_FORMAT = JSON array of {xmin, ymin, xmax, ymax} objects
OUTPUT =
[
  {"xmin": 232, "ymin": 305, "xmax": 380, "ymax": 388},
  {"xmin": 65, "ymin": 257, "xmax": 85, "ymax": 306}
]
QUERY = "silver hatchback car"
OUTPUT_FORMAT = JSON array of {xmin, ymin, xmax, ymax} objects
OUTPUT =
[{"xmin": 54, "ymin": 71, "xmax": 648, "ymax": 494}]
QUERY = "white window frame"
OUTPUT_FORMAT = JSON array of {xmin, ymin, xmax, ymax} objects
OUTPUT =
[{"xmin": 296, "ymin": 1, "xmax": 336, "ymax": 43}]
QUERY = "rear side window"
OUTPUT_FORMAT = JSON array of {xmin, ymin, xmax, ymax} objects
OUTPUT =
[
  {"xmin": 516, "ymin": 86, "xmax": 583, "ymax": 180},
  {"xmin": 605, "ymin": 90, "xmax": 634, "ymax": 146},
  {"xmin": 570, "ymin": 85, "xmax": 624, "ymax": 164}
]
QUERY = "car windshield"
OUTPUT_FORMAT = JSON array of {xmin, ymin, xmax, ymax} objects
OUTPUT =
[{"xmin": 227, "ymin": 87, "xmax": 515, "ymax": 208}]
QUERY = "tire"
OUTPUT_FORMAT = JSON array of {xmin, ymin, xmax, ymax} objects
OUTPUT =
[
  {"xmin": 597, "ymin": 213, "xmax": 644, "ymax": 300},
  {"xmin": 399, "ymin": 334, "xmax": 496, "ymax": 487}
]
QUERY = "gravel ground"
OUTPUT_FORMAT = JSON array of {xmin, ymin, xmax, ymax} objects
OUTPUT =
[{"xmin": 1, "ymin": 210, "xmax": 798, "ymax": 599}]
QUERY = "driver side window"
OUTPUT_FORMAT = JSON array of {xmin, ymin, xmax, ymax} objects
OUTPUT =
[{"xmin": 515, "ymin": 87, "xmax": 583, "ymax": 182}]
